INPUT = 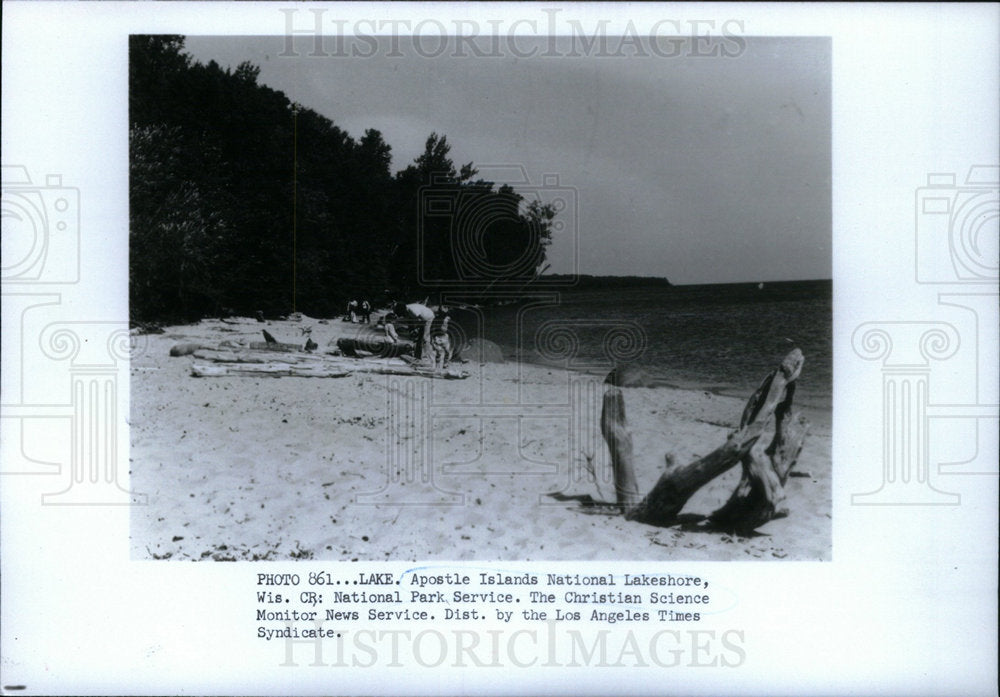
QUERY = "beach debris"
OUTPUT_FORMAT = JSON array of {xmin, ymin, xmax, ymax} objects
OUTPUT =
[
  {"xmin": 250, "ymin": 341, "xmax": 302, "ymax": 352},
  {"xmin": 192, "ymin": 349, "xmax": 242, "ymax": 363},
  {"xmin": 189, "ymin": 351, "xmax": 470, "ymax": 380},
  {"xmin": 169, "ymin": 342, "xmax": 208, "ymax": 357},
  {"xmin": 600, "ymin": 348, "xmax": 810, "ymax": 534},
  {"xmin": 191, "ymin": 363, "xmax": 353, "ymax": 378},
  {"xmin": 599, "ymin": 390, "xmax": 641, "ymax": 507},
  {"xmin": 336, "ymin": 337, "xmax": 412, "ymax": 359},
  {"xmin": 579, "ymin": 449, "xmax": 606, "ymax": 501},
  {"xmin": 180, "ymin": 324, "xmax": 469, "ymax": 379},
  {"xmin": 131, "ymin": 321, "xmax": 165, "ymax": 335},
  {"xmin": 336, "ymin": 337, "xmax": 360, "ymax": 358},
  {"xmin": 604, "ymin": 363, "xmax": 662, "ymax": 388},
  {"xmin": 254, "ymin": 328, "xmax": 303, "ymax": 351}
]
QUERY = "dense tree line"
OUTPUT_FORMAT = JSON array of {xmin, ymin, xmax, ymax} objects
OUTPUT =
[{"xmin": 129, "ymin": 35, "xmax": 556, "ymax": 322}]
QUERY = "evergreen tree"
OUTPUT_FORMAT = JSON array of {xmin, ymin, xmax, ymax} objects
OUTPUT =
[{"xmin": 129, "ymin": 37, "xmax": 558, "ymax": 322}]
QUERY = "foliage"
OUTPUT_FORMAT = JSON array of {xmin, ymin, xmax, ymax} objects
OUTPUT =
[{"xmin": 129, "ymin": 36, "xmax": 557, "ymax": 322}]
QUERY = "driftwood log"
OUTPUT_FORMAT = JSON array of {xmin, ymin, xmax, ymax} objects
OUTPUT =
[
  {"xmin": 601, "ymin": 348, "xmax": 809, "ymax": 533},
  {"xmin": 336, "ymin": 336, "xmax": 413, "ymax": 359},
  {"xmin": 191, "ymin": 363, "xmax": 352, "ymax": 378},
  {"xmin": 190, "ymin": 351, "xmax": 470, "ymax": 380},
  {"xmin": 192, "ymin": 361, "xmax": 469, "ymax": 379},
  {"xmin": 250, "ymin": 340, "xmax": 303, "ymax": 352},
  {"xmin": 599, "ymin": 389, "xmax": 642, "ymax": 507}
]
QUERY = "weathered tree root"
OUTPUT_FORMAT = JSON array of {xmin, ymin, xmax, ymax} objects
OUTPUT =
[{"xmin": 601, "ymin": 349, "xmax": 810, "ymax": 533}]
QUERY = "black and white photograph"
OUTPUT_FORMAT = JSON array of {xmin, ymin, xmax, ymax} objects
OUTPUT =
[
  {"xmin": 1, "ymin": 3, "xmax": 996, "ymax": 695},
  {"xmin": 126, "ymin": 33, "xmax": 832, "ymax": 563}
]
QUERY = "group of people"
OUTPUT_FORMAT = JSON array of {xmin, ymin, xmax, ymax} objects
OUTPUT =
[
  {"xmin": 340, "ymin": 293, "xmax": 455, "ymax": 369},
  {"xmin": 345, "ymin": 299, "xmax": 372, "ymax": 324},
  {"xmin": 381, "ymin": 301, "xmax": 453, "ymax": 370}
]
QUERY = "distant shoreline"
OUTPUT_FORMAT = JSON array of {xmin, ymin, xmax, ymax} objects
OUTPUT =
[
  {"xmin": 130, "ymin": 278, "xmax": 834, "ymax": 327},
  {"xmin": 536, "ymin": 274, "xmax": 673, "ymax": 288},
  {"xmin": 535, "ymin": 276, "xmax": 831, "ymax": 287}
]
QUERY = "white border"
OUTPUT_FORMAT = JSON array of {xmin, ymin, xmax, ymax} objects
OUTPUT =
[{"xmin": 2, "ymin": 3, "xmax": 997, "ymax": 695}]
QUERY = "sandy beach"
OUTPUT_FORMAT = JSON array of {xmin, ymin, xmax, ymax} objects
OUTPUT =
[{"xmin": 130, "ymin": 316, "xmax": 831, "ymax": 562}]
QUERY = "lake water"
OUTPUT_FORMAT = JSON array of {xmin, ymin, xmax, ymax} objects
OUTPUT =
[{"xmin": 454, "ymin": 280, "xmax": 832, "ymax": 411}]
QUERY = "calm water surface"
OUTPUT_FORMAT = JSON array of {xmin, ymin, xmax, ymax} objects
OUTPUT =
[{"xmin": 459, "ymin": 280, "xmax": 832, "ymax": 410}]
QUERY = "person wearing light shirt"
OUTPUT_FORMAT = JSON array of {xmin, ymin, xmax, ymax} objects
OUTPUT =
[{"xmin": 395, "ymin": 302, "xmax": 435, "ymax": 364}]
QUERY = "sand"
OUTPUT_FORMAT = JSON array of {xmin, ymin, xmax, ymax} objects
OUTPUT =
[{"xmin": 129, "ymin": 316, "xmax": 831, "ymax": 562}]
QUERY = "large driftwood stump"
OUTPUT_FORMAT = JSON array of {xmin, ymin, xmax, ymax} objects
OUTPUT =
[
  {"xmin": 602, "ymin": 349, "xmax": 810, "ymax": 532},
  {"xmin": 710, "ymin": 372, "xmax": 810, "ymax": 532},
  {"xmin": 600, "ymin": 389, "xmax": 641, "ymax": 508}
]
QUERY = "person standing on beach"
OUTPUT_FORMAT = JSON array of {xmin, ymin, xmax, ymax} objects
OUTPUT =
[
  {"xmin": 430, "ymin": 309, "xmax": 452, "ymax": 370},
  {"xmin": 382, "ymin": 313, "xmax": 401, "ymax": 344},
  {"xmin": 395, "ymin": 301, "xmax": 435, "ymax": 363},
  {"xmin": 360, "ymin": 299, "xmax": 372, "ymax": 324}
]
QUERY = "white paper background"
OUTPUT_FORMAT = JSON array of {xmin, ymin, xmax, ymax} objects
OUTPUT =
[{"xmin": 2, "ymin": 2, "xmax": 997, "ymax": 695}]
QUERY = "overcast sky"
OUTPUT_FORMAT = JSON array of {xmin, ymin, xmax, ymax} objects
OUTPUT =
[{"xmin": 183, "ymin": 35, "xmax": 830, "ymax": 285}]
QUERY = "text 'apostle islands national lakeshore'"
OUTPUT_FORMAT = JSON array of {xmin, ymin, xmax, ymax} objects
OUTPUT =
[{"xmin": 256, "ymin": 570, "xmax": 716, "ymax": 641}]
